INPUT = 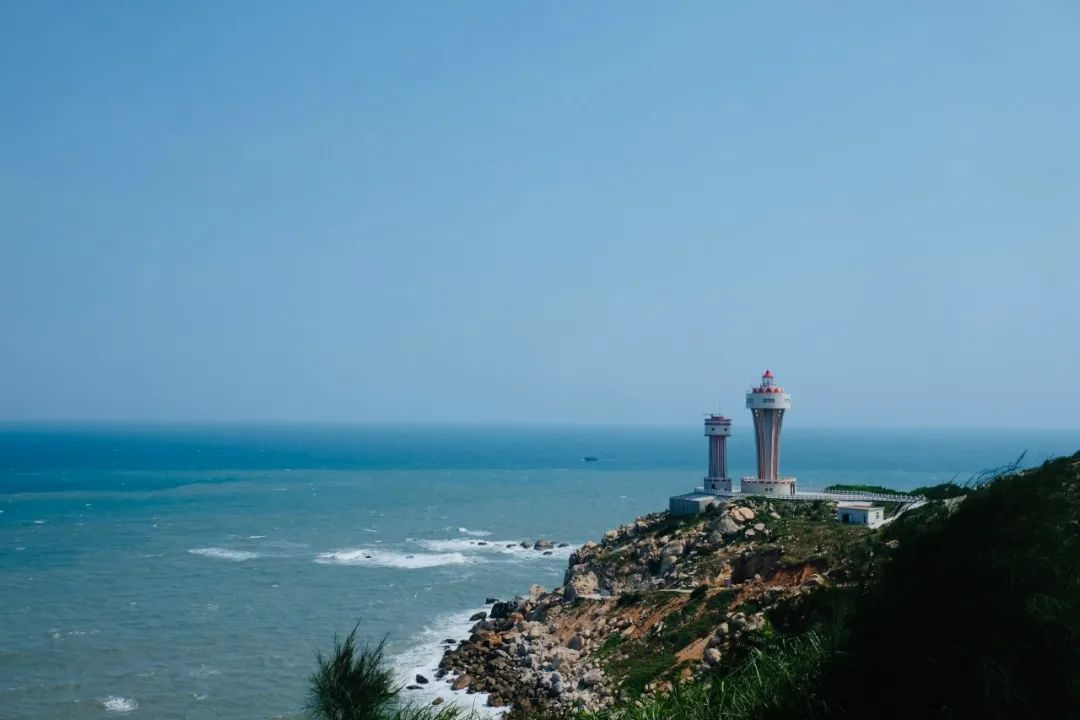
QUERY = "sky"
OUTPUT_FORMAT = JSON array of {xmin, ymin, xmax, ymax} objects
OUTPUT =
[{"xmin": 2, "ymin": 2, "xmax": 1078, "ymax": 427}]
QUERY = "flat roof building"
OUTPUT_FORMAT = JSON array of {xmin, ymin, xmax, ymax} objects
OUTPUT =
[{"xmin": 837, "ymin": 502, "xmax": 885, "ymax": 528}]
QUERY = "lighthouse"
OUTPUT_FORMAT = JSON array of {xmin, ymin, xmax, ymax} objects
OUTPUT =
[
  {"xmin": 742, "ymin": 370, "xmax": 796, "ymax": 495},
  {"xmin": 703, "ymin": 415, "xmax": 732, "ymax": 494}
]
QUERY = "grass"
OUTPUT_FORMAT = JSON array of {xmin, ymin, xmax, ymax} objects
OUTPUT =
[
  {"xmin": 307, "ymin": 626, "xmax": 475, "ymax": 720},
  {"xmin": 594, "ymin": 633, "xmax": 625, "ymax": 660},
  {"xmin": 579, "ymin": 631, "xmax": 834, "ymax": 720}
]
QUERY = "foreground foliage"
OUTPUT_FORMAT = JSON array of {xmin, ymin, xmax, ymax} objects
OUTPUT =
[{"xmin": 307, "ymin": 627, "xmax": 475, "ymax": 720}]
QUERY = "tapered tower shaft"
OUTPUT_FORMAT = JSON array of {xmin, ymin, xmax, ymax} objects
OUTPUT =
[
  {"xmin": 703, "ymin": 415, "xmax": 732, "ymax": 493},
  {"xmin": 746, "ymin": 370, "xmax": 791, "ymax": 478}
]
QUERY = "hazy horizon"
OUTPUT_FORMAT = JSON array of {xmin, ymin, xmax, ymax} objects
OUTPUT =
[{"xmin": 3, "ymin": 3, "xmax": 1078, "ymax": 429}]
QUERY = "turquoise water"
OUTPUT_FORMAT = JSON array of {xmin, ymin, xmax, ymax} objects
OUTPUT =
[{"xmin": 1, "ymin": 424, "xmax": 1075, "ymax": 719}]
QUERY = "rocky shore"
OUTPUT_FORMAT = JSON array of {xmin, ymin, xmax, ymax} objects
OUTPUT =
[{"xmin": 433, "ymin": 497, "xmax": 882, "ymax": 716}]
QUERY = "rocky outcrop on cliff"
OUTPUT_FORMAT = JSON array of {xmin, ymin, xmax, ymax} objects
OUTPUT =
[{"xmin": 437, "ymin": 497, "xmax": 890, "ymax": 716}]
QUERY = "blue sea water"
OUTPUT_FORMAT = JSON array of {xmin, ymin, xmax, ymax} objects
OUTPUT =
[{"xmin": 1, "ymin": 424, "xmax": 1075, "ymax": 719}]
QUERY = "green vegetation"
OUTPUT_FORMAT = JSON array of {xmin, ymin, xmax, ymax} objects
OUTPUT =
[
  {"xmin": 307, "ymin": 627, "xmax": 472, "ymax": 720},
  {"xmin": 768, "ymin": 516, "xmax": 876, "ymax": 568},
  {"xmin": 825, "ymin": 482, "xmax": 970, "ymax": 500},
  {"xmin": 596, "ymin": 451, "xmax": 1080, "ymax": 719},
  {"xmin": 814, "ymin": 451, "xmax": 1080, "ymax": 718},
  {"xmin": 579, "ymin": 632, "xmax": 834, "ymax": 720},
  {"xmin": 909, "ymin": 481, "xmax": 971, "ymax": 499},
  {"xmin": 594, "ymin": 633, "xmax": 625, "ymax": 660},
  {"xmin": 822, "ymin": 483, "xmax": 908, "ymax": 495}
]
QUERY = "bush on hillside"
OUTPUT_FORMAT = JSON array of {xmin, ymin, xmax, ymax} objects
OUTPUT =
[{"xmin": 307, "ymin": 627, "xmax": 473, "ymax": 720}]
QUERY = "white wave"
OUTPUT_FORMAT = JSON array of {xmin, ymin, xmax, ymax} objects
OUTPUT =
[
  {"xmin": 390, "ymin": 608, "xmax": 508, "ymax": 718},
  {"xmin": 417, "ymin": 539, "xmax": 577, "ymax": 560},
  {"xmin": 361, "ymin": 528, "xmax": 379, "ymax": 533},
  {"xmin": 102, "ymin": 696, "xmax": 137, "ymax": 713},
  {"xmin": 190, "ymin": 664, "xmax": 221, "ymax": 678},
  {"xmin": 188, "ymin": 547, "xmax": 260, "ymax": 561},
  {"xmin": 247, "ymin": 535, "xmax": 266, "ymax": 539},
  {"xmin": 457, "ymin": 527, "xmax": 492, "ymax": 537},
  {"xmin": 314, "ymin": 548, "xmax": 478, "ymax": 569},
  {"xmin": 33, "ymin": 519, "xmax": 45, "ymax": 524}
]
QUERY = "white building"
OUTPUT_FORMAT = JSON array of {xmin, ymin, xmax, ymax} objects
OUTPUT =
[{"xmin": 837, "ymin": 502, "xmax": 885, "ymax": 528}]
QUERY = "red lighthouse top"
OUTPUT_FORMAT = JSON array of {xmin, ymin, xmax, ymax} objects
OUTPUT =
[{"xmin": 752, "ymin": 369, "xmax": 782, "ymax": 393}]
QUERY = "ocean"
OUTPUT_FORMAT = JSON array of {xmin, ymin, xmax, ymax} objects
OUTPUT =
[{"xmin": 1, "ymin": 424, "xmax": 1075, "ymax": 719}]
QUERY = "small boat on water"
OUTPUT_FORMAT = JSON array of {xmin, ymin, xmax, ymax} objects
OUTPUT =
[{"xmin": 583, "ymin": 456, "xmax": 599, "ymax": 462}]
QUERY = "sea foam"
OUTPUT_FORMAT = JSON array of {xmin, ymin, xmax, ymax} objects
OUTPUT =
[
  {"xmin": 188, "ymin": 547, "xmax": 260, "ymax": 561},
  {"xmin": 314, "ymin": 548, "xmax": 475, "ymax": 569},
  {"xmin": 457, "ymin": 527, "xmax": 492, "ymax": 537},
  {"xmin": 102, "ymin": 696, "xmax": 138, "ymax": 713},
  {"xmin": 417, "ymin": 538, "xmax": 576, "ymax": 560}
]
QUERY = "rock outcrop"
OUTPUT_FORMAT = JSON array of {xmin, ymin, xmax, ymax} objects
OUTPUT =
[{"xmin": 438, "ymin": 497, "xmax": 891, "ymax": 716}]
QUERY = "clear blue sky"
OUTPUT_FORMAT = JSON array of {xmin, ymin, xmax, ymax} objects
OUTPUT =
[{"xmin": 2, "ymin": 2, "xmax": 1078, "ymax": 427}]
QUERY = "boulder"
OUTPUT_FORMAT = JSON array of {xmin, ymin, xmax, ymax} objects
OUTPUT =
[
  {"xmin": 568, "ymin": 634, "xmax": 585, "ymax": 651},
  {"xmin": 451, "ymin": 674, "xmax": 472, "ymax": 691},
  {"xmin": 753, "ymin": 523, "xmax": 765, "ymax": 531},
  {"xmin": 534, "ymin": 539, "xmax": 554, "ymax": 551},
  {"xmin": 415, "ymin": 674, "xmax": 429, "ymax": 684},
  {"xmin": 490, "ymin": 600, "xmax": 519, "ymax": 619},
  {"xmin": 485, "ymin": 597, "xmax": 498, "ymax": 604},
  {"xmin": 581, "ymin": 669, "xmax": 604, "ymax": 687},
  {"xmin": 432, "ymin": 697, "xmax": 444, "ymax": 706},
  {"xmin": 469, "ymin": 611, "xmax": 487, "ymax": 622},
  {"xmin": 659, "ymin": 540, "xmax": 685, "ymax": 573},
  {"xmin": 713, "ymin": 515, "xmax": 742, "ymax": 535},
  {"xmin": 566, "ymin": 571, "xmax": 599, "ymax": 600},
  {"xmin": 731, "ymin": 507, "xmax": 756, "ymax": 522},
  {"xmin": 704, "ymin": 648, "xmax": 722, "ymax": 666}
]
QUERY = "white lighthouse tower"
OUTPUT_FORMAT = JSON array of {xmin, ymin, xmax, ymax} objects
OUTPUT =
[
  {"xmin": 742, "ymin": 370, "xmax": 796, "ymax": 495},
  {"xmin": 703, "ymin": 415, "xmax": 733, "ymax": 494}
]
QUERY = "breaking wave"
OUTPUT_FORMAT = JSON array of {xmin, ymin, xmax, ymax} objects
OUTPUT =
[
  {"xmin": 417, "ymin": 538, "xmax": 576, "ymax": 559},
  {"xmin": 314, "ymin": 548, "xmax": 477, "ymax": 569},
  {"xmin": 188, "ymin": 547, "xmax": 260, "ymax": 561},
  {"xmin": 457, "ymin": 527, "xmax": 492, "ymax": 537}
]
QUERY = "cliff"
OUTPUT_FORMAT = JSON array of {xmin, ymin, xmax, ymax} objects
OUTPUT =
[{"xmin": 437, "ymin": 495, "xmax": 892, "ymax": 715}]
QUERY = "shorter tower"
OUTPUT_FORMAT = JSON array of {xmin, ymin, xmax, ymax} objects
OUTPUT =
[
  {"xmin": 703, "ymin": 415, "xmax": 732, "ymax": 494},
  {"xmin": 742, "ymin": 369, "xmax": 796, "ymax": 495}
]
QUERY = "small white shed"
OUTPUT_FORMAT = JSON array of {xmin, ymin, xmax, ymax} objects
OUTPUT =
[{"xmin": 836, "ymin": 502, "xmax": 885, "ymax": 528}]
